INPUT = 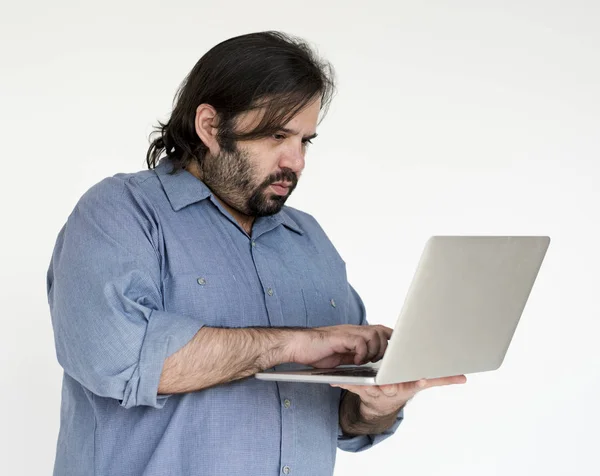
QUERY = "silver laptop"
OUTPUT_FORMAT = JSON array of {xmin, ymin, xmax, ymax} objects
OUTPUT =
[{"xmin": 255, "ymin": 236, "xmax": 550, "ymax": 385}]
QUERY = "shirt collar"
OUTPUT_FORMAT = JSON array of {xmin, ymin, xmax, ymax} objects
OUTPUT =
[
  {"xmin": 154, "ymin": 158, "xmax": 212, "ymax": 211},
  {"xmin": 255, "ymin": 209, "xmax": 304, "ymax": 236},
  {"xmin": 278, "ymin": 211, "xmax": 304, "ymax": 235},
  {"xmin": 154, "ymin": 158, "xmax": 304, "ymax": 235}
]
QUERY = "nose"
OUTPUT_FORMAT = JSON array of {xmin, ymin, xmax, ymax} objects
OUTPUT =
[{"xmin": 278, "ymin": 144, "xmax": 305, "ymax": 175}]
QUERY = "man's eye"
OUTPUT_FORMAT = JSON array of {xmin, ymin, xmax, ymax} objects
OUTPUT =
[
  {"xmin": 273, "ymin": 134, "xmax": 286, "ymax": 141},
  {"xmin": 302, "ymin": 139, "xmax": 313, "ymax": 148}
]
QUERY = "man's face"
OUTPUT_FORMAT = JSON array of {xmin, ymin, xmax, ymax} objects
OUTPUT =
[{"xmin": 200, "ymin": 99, "xmax": 320, "ymax": 217}]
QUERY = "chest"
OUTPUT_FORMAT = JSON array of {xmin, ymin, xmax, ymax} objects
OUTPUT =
[{"xmin": 156, "ymin": 207, "xmax": 351, "ymax": 329}]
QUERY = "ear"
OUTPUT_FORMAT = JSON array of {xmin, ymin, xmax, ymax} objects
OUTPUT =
[{"xmin": 195, "ymin": 104, "xmax": 221, "ymax": 156}]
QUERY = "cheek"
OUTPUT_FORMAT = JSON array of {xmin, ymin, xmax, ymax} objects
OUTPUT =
[
  {"xmin": 256, "ymin": 153, "xmax": 281, "ymax": 177},
  {"xmin": 239, "ymin": 142, "xmax": 282, "ymax": 181},
  {"xmin": 297, "ymin": 158, "xmax": 306, "ymax": 174},
  {"xmin": 238, "ymin": 145, "xmax": 265, "ymax": 175}
]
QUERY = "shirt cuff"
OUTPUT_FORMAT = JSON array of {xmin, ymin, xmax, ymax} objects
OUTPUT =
[{"xmin": 120, "ymin": 309, "xmax": 203, "ymax": 409}]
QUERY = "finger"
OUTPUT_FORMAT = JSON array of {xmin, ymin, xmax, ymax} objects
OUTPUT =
[
  {"xmin": 376, "ymin": 325, "xmax": 394, "ymax": 340},
  {"xmin": 379, "ymin": 384, "xmax": 399, "ymax": 397},
  {"xmin": 330, "ymin": 383, "xmax": 366, "ymax": 393},
  {"xmin": 338, "ymin": 354, "xmax": 359, "ymax": 366},
  {"xmin": 363, "ymin": 329, "xmax": 381, "ymax": 363},
  {"xmin": 331, "ymin": 335, "xmax": 366, "ymax": 364},
  {"xmin": 346, "ymin": 324, "xmax": 391, "ymax": 339},
  {"xmin": 332, "ymin": 383, "xmax": 382, "ymax": 399},
  {"xmin": 400, "ymin": 379, "xmax": 427, "ymax": 394},
  {"xmin": 373, "ymin": 328, "xmax": 388, "ymax": 362},
  {"xmin": 346, "ymin": 327, "xmax": 380, "ymax": 363},
  {"xmin": 363, "ymin": 385, "xmax": 382, "ymax": 398},
  {"xmin": 423, "ymin": 375, "xmax": 467, "ymax": 388},
  {"xmin": 349, "ymin": 336, "xmax": 368, "ymax": 365}
]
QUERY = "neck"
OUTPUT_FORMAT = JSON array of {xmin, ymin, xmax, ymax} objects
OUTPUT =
[
  {"xmin": 185, "ymin": 161, "xmax": 255, "ymax": 235},
  {"xmin": 214, "ymin": 196, "xmax": 255, "ymax": 235}
]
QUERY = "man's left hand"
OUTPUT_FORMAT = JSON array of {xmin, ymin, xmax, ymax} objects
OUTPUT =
[{"xmin": 332, "ymin": 374, "xmax": 467, "ymax": 419}]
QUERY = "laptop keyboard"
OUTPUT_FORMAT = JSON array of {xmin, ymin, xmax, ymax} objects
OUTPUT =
[{"xmin": 312, "ymin": 367, "xmax": 379, "ymax": 377}]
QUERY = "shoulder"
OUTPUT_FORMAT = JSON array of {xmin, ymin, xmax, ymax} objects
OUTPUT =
[
  {"xmin": 75, "ymin": 169, "xmax": 158, "ymax": 216},
  {"xmin": 80, "ymin": 168, "xmax": 156, "ymax": 202},
  {"xmin": 69, "ymin": 169, "xmax": 162, "ymax": 237}
]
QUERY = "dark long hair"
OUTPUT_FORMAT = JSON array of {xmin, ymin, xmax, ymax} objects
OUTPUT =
[{"xmin": 146, "ymin": 31, "xmax": 336, "ymax": 171}]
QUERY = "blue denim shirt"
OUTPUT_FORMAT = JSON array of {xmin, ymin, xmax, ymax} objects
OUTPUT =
[{"xmin": 47, "ymin": 159, "xmax": 403, "ymax": 476}]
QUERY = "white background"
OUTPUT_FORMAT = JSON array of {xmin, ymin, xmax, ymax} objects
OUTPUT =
[{"xmin": 1, "ymin": 1, "xmax": 599, "ymax": 475}]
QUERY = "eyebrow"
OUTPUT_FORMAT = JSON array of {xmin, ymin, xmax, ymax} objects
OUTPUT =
[{"xmin": 279, "ymin": 128, "xmax": 318, "ymax": 141}]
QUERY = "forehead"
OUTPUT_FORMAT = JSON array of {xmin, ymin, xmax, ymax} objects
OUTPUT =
[{"xmin": 233, "ymin": 97, "xmax": 321, "ymax": 134}]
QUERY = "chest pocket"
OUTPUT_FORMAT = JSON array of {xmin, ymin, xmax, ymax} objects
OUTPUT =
[
  {"xmin": 162, "ymin": 272, "xmax": 249, "ymax": 328},
  {"xmin": 301, "ymin": 276, "xmax": 349, "ymax": 328}
]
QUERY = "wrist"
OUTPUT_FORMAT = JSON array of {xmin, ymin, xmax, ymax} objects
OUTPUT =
[
  {"xmin": 358, "ymin": 400, "xmax": 406, "ymax": 422},
  {"xmin": 255, "ymin": 328, "xmax": 299, "ymax": 369}
]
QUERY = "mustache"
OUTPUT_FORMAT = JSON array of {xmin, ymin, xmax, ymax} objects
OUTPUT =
[{"xmin": 264, "ymin": 168, "xmax": 298, "ymax": 188}]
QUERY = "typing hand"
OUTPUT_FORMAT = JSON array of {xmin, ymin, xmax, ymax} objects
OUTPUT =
[{"xmin": 288, "ymin": 324, "xmax": 392, "ymax": 369}]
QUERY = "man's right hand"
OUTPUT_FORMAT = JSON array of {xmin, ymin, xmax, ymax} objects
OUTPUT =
[
  {"xmin": 286, "ymin": 325, "xmax": 393, "ymax": 369},
  {"xmin": 159, "ymin": 324, "xmax": 393, "ymax": 394}
]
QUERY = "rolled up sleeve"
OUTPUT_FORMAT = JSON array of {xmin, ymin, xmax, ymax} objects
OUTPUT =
[
  {"xmin": 47, "ymin": 177, "xmax": 202, "ymax": 409},
  {"xmin": 337, "ymin": 400, "xmax": 404, "ymax": 452},
  {"xmin": 337, "ymin": 283, "xmax": 405, "ymax": 451}
]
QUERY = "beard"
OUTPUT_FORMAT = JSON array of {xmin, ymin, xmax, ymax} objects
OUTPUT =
[{"xmin": 200, "ymin": 145, "xmax": 298, "ymax": 217}]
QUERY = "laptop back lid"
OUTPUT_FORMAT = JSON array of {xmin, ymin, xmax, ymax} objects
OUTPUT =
[{"xmin": 376, "ymin": 236, "xmax": 550, "ymax": 385}]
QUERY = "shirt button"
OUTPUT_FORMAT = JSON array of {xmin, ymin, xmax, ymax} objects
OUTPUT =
[
  {"xmin": 267, "ymin": 288, "xmax": 274, "ymax": 296},
  {"xmin": 197, "ymin": 277, "xmax": 206, "ymax": 285},
  {"xmin": 330, "ymin": 298, "xmax": 336, "ymax": 308},
  {"xmin": 251, "ymin": 241, "xmax": 256, "ymax": 247},
  {"xmin": 283, "ymin": 399, "xmax": 291, "ymax": 408},
  {"xmin": 282, "ymin": 466, "xmax": 291, "ymax": 474}
]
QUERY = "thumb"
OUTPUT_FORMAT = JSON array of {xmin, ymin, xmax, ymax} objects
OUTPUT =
[{"xmin": 410, "ymin": 379, "xmax": 428, "ymax": 393}]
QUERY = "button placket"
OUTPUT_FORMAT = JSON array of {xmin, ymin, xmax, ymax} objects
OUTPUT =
[{"xmin": 278, "ymin": 383, "xmax": 295, "ymax": 476}]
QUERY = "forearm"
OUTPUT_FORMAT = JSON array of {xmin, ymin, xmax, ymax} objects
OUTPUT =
[
  {"xmin": 339, "ymin": 391, "xmax": 405, "ymax": 436},
  {"xmin": 158, "ymin": 326, "xmax": 295, "ymax": 394}
]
